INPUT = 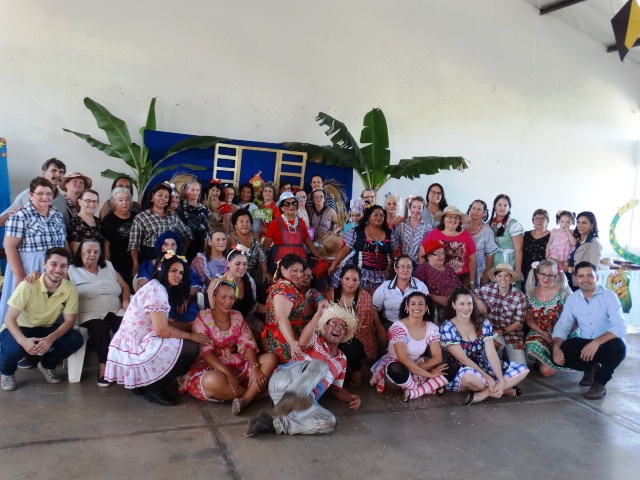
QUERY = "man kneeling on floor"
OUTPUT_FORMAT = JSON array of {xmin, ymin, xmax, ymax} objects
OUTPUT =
[
  {"xmin": 0, "ymin": 247, "xmax": 83, "ymax": 391},
  {"xmin": 245, "ymin": 301, "xmax": 361, "ymax": 436},
  {"xmin": 552, "ymin": 261, "xmax": 626, "ymax": 400}
]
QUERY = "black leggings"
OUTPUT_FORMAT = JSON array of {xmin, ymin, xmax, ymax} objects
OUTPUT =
[{"xmin": 82, "ymin": 313, "xmax": 122, "ymax": 364}]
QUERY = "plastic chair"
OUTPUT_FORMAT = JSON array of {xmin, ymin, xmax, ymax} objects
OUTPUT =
[{"xmin": 64, "ymin": 326, "xmax": 88, "ymax": 383}]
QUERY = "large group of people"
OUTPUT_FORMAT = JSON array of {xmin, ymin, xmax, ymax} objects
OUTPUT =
[{"xmin": 0, "ymin": 159, "xmax": 627, "ymax": 438}]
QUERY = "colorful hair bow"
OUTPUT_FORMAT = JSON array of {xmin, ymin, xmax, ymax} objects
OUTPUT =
[
  {"xmin": 209, "ymin": 275, "xmax": 239, "ymax": 297},
  {"xmin": 157, "ymin": 249, "xmax": 187, "ymax": 271},
  {"xmin": 227, "ymin": 244, "xmax": 249, "ymax": 260}
]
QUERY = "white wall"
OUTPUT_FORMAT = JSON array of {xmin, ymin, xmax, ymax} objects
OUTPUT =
[{"xmin": 2, "ymin": 0, "xmax": 639, "ymax": 255}]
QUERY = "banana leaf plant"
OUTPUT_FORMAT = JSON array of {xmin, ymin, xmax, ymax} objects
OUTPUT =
[
  {"xmin": 64, "ymin": 97, "xmax": 227, "ymax": 200},
  {"xmin": 284, "ymin": 108, "xmax": 468, "ymax": 193}
]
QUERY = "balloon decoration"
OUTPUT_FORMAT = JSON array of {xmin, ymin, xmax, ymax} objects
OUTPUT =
[{"xmin": 609, "ymin": 198, "xmax": 640, "ymax": 264}]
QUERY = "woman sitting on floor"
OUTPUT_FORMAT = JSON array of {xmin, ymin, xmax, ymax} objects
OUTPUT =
[
  {"xmin": 440, "ymin": 287, "xmax": 529, "ymax": 405},
  {"xmin": 179, "ymin": 276, "xmax": 278, "ymax": 415},
  {"xmin": 370, "ymin": 292, "xmax": 448, "ymax": 401}
]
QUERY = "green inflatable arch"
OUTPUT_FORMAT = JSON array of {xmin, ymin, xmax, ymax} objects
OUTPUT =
[{"xmin": 609, "ymin": 198, "xmax": 640, "ymax": 264}]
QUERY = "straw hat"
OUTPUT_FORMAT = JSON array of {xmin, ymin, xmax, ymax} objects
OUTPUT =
[
  {"xmin": 422, "ymin": 240, "xmax": 446, "ymax": 257},
  {"xmin": 316, "ymin": 302, "xmax": 358, "ymax": 342},
  {"xmin": 276, "ymin": 191, "xmax": 300, "ymax": 208},
  {"xmin": 488, "ymin": 263, "xmax": 517, "ymax": 282},
  {"xmin": 61, "ymin": 172, "xmax": 92, "ymax": 191},
  {"xmin": 434, "ymin": 205, "xmax": 470, "ymax": 225}
]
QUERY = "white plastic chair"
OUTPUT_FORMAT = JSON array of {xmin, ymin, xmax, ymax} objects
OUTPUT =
[{"xmin": 64, "ymin": 326, "xmax": 88, "ymax": 383}]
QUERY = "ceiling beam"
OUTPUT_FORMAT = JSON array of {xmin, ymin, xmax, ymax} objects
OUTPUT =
[
  {"xmin": 606, "ymin": 38, "xmax": 640, "ymax": 53},
  {"xmin": 539, "ymin": 0, "xmax": 588, "ymax": 15}
]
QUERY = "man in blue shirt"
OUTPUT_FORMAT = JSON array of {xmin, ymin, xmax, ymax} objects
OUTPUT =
[{"xmin": 552, "ymin": 262, "xmax": 626, "ymax": 400}]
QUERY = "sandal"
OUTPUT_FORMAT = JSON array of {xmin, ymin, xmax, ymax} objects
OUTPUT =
[
  {"xmin": 231, "ymin": 398, "xmax": 243, "ymax": 416},
  {"xmin": 436, "ymin": 387, "xmax": 446, "ymax": 397},
  {"xmin": 464, "ymin": 391, "xmax": 475, "ymax": 406}
]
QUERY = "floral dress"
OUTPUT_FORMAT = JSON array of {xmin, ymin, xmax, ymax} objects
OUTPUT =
[
  {"xmin": 522, "ymin": 231, "xmax": 550, "ymax": 281},
  {"xmin": 261, "ymin": 279, "xmax": 306, "ymax": 362},
  {"xmin": 440, "ymin": 319, "xmax": 529, "ymax": 391},
  {"xmin": 178, "ymin": 309, "xmax": 258, "ymax": 401},
  {"xmin": 370, "ymin": 321, "xmax": 445, "ymax": 393},
  {"xmin": 524, "ymin": 290, "xmax": 575, "ymax": 371},
  {"xmin": 105, "ymin": 280, "xmax": 182, "ymax": 388},
  {"xmin": 68, "ymin": 215, "xmax": 103, "ymax": 245}
]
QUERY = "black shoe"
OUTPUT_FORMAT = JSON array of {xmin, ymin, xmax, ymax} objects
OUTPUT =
[
  {"xmin": 464, "ymin": 391, "xmax": 475, "ymax": 406},
  {"xmin": 132, "ymin": 387, "xmax": 146, "ymax": 396},
  {"xmin": 244, "ymin": 410, "xmax": 275, "ymax": 437},
  {"xmin": 579, "ymin": 364, "xmax": 598, "ymax": 386},
  {"xmin": 584, "ymin": 383, "xmax": 606, "ymax": 400},
  {"xmin": 143, "ymin": 388, "xmax": 179, "ymax": 406},
  {"xmin": 17, "ymin": 356, "xmax": 37, "ymax": 369}
]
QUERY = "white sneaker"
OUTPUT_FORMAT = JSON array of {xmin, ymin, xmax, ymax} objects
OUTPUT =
[
  {"xmin": 37, "ymin": 363, "xmax": 62, "ymax": 384},
  {"xmin": 1, "ymin": 374, "xmax": 17, "ymax": 391}
]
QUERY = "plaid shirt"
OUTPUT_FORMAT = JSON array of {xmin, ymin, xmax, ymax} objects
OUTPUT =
[
  {"xmin": 5, "ymin": 202, "xmax": 66, "ymax": 252},
  {"xmin": 392, "ymin": 218, "xmax": 432, "ymax": 262},
  {"xmin": 128, "ymin": 209, "xmax": 193, "ymax": 251},
  {"xmin": 476, "ymin": 283, "xmax": 525, "ymax": 348}
]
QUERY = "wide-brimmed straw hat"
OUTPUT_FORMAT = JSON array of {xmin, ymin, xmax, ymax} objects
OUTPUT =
[
  {"xmin": 422, "ymin": 240, "xmax": 446, "ymax": 257},
  {"xmin": 316, "ymin": 302, "xmax": 358, "ymax": 342},
  {"xmin": 434, "ymin": 205, "xmax": 470, "ymax": 225},
  {"xmin": 276, "ymin": 191, "xmax": 300, "ymax": 208},
  {"xmin": 488, "ymin": 263, "xmax": 518, "ymax": 282},
  {"xmin": 61, "ymin": 172, "xmax": 92, "ymax": 191}
]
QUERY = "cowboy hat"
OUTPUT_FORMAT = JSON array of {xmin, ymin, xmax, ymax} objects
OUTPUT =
[
  {"xmin": 488, "ymin": 263, "xmax": 518, "ymax": 282},
  {"xmin": 434, "ymin": 205, "xmax": 470, "ymax": 225},
  {"xmin": 316, "ymin": 302, "xmax": 358, "ymax": 342},
  {"xmin": 61, "ymin": 172, "xmax": 92, "ymax": 191}
]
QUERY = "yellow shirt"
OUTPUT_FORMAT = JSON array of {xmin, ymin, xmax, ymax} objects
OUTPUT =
[{"xmin": 2, "ymin": 276, "xmax": 78, "ymax": 331}]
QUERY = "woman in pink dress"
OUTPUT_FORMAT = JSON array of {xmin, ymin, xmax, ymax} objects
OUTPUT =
[
  {"xmin": 179, "ymin": 277, "xmax": 278, "ymax": 415},
  {"xmin": 105, "ymin": 252, "xmax": 208, "ymax": 406}
]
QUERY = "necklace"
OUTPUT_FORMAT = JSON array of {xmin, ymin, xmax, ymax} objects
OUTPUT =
[
  {"xmin": 283, "ymin": 215, "xmax": 299, "ymax": 233},
  {"xmin": 468, "ymin": 221, "xmax": 483, "ymax": 237}
]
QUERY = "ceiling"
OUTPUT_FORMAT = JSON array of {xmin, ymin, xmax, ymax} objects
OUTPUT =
[{"xmin": 522, "ymin": 0, "xmax": 640, "ymax": 64}]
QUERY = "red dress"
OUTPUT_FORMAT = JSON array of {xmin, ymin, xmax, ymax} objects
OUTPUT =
[{"xmin": 261, "ymin": 279, "xmax": 306, "ymax": 363}]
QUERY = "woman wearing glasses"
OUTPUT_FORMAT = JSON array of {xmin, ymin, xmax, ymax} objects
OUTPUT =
[
  {"xmin": 522, "ymin": 209, "xmax": 550, "ymax": 282},
  {"xmin": 421, "ymin": 183, "xmax": 448, "ymax": 229},
  {"xmin": 262, "ymin": 192, "xmax": 322, "ymax": 272},
  {"xmin": 0, "ymin": 177, "xmax": 67, "ymax": 326},
  {"xmin": 68, "ymin": 189, "xmax": 103, "ymax": 255},
  {"xmin": 524, "ymin": 260, "xmax": 573, "ymax": 376},
  {"xmin": 419, "ymin": 206, "xmax": 477, "ymax": 289}
]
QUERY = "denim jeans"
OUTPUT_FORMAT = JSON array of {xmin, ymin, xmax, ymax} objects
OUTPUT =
[
  {"xmin": 0, "ymin": 326, "xmax": 84, "ymax": 375},
  {"xmin": 269, "ymin": 360, "xmax": 337, "ymax": 435}
]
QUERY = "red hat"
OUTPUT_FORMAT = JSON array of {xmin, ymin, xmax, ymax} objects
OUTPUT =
[{"xmin": 422, "ymin": 240, "xmax": 446, "ymax": 256}]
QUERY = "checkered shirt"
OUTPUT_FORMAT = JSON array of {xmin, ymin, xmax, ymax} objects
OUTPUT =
[
  {"xmin": 4, "ymin": 202, "xmax": 66, "ymax": 252},
  {"xmin": 128, "ymin": 209, "xmax": 193, "ymax": 251},
  {"xmin": 476, "ymin": 283, "xmax": 525, "ymax": 348},
  {"xmin": 392, "ymin": 218, "xmax": 433, "ymax": 261}
]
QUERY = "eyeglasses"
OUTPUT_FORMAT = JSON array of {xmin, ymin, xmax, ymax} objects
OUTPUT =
[
  {"xmin": 81, "ymin": 199, "xmax": 100, "ymax": 205},
  {"xmin": 428, "ymin": 190, "xmax": 443, "ymax": 196},
  {"xmin": 537, "ymin": 272, "xmax": 557, "ymax": 279},
  {"xmin": 281, "ymin": 201, "xmax": 297, "ymax": 207},
  {"xmin": 326, "ymin": 320, "xmax": 348, "ymax": 331},
  {"xmin": 33, "ymin": 192, "xmax": 53, "ymax": 197},
  {"xmin": 532, "ymin": 216, "xmax": 547, "ymax": 222}
]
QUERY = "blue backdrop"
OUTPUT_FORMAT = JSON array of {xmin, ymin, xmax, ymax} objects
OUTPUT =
[
  {"xmin": 0, "ymin": 138, "xmax": 9, "ymax": 274},
  {"xmin": 145, "ymin": 130, "xmax": 353, "ymax": 200}
]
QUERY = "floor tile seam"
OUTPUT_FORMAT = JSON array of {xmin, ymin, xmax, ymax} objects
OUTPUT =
[
  {"xmin": 562, "ymin": 395, "xmax": 640, "ymax": 434},
  {"xmin": 0, "ymin": 424, "xmax": 210, "ymax": 451},
  {"xmin": 204, "ymin": 393, "xmax": 571, "ymax": 429},
  {"xmin": 199, "ymin": 401, "xmax": 240, "ymax": 480}
]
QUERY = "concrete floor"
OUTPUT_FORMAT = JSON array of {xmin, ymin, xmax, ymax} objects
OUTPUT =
[{"xmin": 1, "ymin": 333, "xmax": 639, "ymax": 480}]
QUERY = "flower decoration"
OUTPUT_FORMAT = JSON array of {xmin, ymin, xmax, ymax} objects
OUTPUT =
[{"xmin": 157, "ymin": 249, "xmax": 187, "ymax": 271}]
